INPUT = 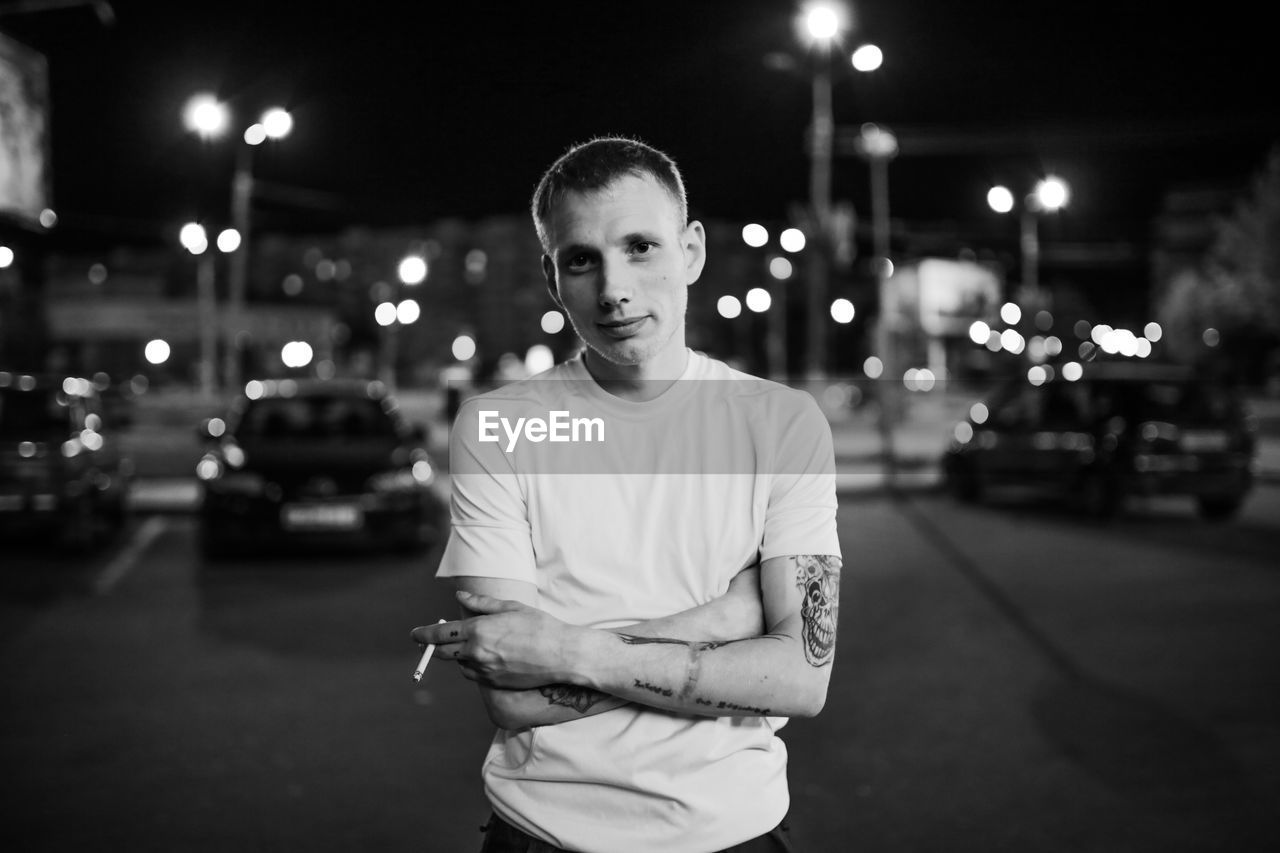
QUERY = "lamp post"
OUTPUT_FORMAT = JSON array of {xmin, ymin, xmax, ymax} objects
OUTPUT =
[
  {"xmin": 179, "ymin": 223, "xmax": 216, "ymax": 397},
  {"xmin": 801, "ymin": 2, "xmax": 840, "ymax": 383},
  {"xmin": 796, "ymin": 3, "xmax": 883, "ymax": 383},
  {"xmin": 987, "ymin": 176, "xmax": 1070, "ymax": 309},
  {"xmin": 853, "ymin": 122, "xmax": 899, "ymax": 482},
  {"xmin": 179, "ymin": 222, "xmax": 241, "ymax": 397},
  {"xmin": 183, "ymin": 93, "xmax": 293, "ymax": 392},
  {"xmin": 226, "ymin": 107, "xmax": 293, "ymax": 391}
]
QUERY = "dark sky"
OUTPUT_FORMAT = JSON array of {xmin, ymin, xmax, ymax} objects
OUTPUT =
[{"xmin": 4, "ymin": 0, "xmax": 1278, "ymax": 246}]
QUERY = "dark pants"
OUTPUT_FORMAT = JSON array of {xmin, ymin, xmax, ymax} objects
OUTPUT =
[{"xmin": 478, "ymin": 811, "xmax": 797, "ymax": 853}]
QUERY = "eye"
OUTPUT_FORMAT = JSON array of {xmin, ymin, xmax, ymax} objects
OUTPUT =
[
  {"xmin": 630, "ymin": 241, "xmax": 656, "ymax": 256},
  {"xmin": 565, "ymin": 253, "xmax": 595, "ymax": 273}
]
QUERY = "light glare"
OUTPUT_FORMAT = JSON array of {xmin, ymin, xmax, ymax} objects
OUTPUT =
[
  {"xmin": 805, "ymin": 4, "xmax": 840, "ymax": 41},
  {"xmin": 768, "ymin": 257, "xmax": 794, "ymax": 280},
  {"xmin": 987, "ymin": 186, "xmax": 1014, "ymax": 214},
  {"xmin": 717, "ymin": 295, "xmax": 743, "ymax": 319},
  {"xmin": 183, "ymin": 94, "xmax": 228, "ymax": 138},
  {"xmin": 216, "ymin": 229, "xmax": 241, "ymax": 253},
  {"xmin": 396, "ymin": 299, "xmax": 420, "ymax": 324},
  {"xmin": 452, "ymin": 334, "xmax": 477, "ymax": 361},
  {"xmin": 541, "ymin": 310, "xmax": 566, "ymax": 334},
  {"xmin": 745, "ymin": 287, "xmax": 772, "ymax": 313},
  {"xmin": 779, "ymin": 228, "xmax": 806, "ymax": 253},
  {"xmin": 830, "ymin": 298, "xmax": 855, "ymax": 324},
  {"xmin": 1034, "ymin": 176, "xmax": 1070, "ymax": 211},
  {"xmin": 851, "ymin": 44, "xmax": 883, "ymax": 72},
  {"xmin": 398, "ymin": 255, "xmax": 427, "ymax": 285},
  {"xmin": 968, "ymin": 320, "xmax": 990, "ymax": 345},
  {"xmin": 144, "ymin": 339, "xmax": 171, "ymax": 365},
  {"xmin": 261, "ymin": 108, "xmax": 293, "ymax": 139}
]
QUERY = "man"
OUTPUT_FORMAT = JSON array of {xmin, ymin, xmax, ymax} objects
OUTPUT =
[{"xmin": 412, "ymin": 136, "xmax": 841, "ymax": 852}]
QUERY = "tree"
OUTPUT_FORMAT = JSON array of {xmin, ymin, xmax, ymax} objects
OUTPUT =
[{"xmin": 1158, "ymin": 146, "xmax": 1280, "ymax": 383}]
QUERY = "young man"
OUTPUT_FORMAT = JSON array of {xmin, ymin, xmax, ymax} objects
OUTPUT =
[{"xmin": 413, "ymin": 137, "xmax": 841, "ymax": 852}]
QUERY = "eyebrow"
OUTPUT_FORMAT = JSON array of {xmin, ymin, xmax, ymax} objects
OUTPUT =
[{"xmin": 554, "ymin": 231, "xmax": 662, "ymax": 264}]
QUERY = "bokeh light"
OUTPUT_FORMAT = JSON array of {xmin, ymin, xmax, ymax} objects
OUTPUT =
[
  {"xmin": 541, "ymin": 310, "xmax": 566, "ymax": 334},
  {"xmin": 830, "ymin": 298, "xmax": 855, "ymax": 324},
  {"xmin": 144, "ymin": 339, "xmax": 170, "ymax": 365},
  {"xmin": 779, "ymin": 228, "xmax": 806, "ymax": 253},
  {"xmin": 452, "ymin": 334, "xmax": 477, "ymax": 361},
  {"xmin": 717, "ymin": 295, "xmax": 743, "ymax": 319}
]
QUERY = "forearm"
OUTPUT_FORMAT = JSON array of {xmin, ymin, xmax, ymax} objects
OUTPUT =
[
  {"xmin": 477, "ymin": 569, "xmax": 765, "ymax": 730},
  {"xmin": 567, "ymin": 611, "xmax": 830, "ymax": 719}
]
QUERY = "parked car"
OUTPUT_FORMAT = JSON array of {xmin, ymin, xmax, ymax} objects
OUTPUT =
[
  {"xmin": 0, "ymin": 372, "xmax": 135, "ymax": 549},
  {"xmin": 196, "ymin": 378, "xmax": 443, "ymax": 557},
  {"xmin": 943, "ymin": 361, "xmax": 1257, "ymax": 519}
]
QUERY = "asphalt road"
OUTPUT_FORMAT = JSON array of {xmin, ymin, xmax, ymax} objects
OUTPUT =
[{"xmin": 2, "ymin": 486, "xmax": 1278, "ymax": 852}]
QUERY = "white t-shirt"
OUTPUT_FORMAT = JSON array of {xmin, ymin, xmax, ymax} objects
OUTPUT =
[{"xmin": 438, "ymin": 350, "xmax": 840, "ymax": 853}]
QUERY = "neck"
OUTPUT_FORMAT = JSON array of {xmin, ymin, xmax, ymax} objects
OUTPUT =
[{"xmin": 583, "ymin": 346, "xmax": 690, "ymax": 402}]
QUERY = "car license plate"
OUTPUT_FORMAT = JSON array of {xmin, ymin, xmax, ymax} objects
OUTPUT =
[
  {"xmin": 1180, "ymin": 431, "xmax": 1229, "ymax": 452},
  {"xmin": 281, "ymin": 503, "xmax": 363, "ymax": 531}
]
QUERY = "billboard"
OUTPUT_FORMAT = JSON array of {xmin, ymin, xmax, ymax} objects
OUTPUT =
[{"xmin": 0, "ymin": 31, "xmax": 50, "ymax": 228}]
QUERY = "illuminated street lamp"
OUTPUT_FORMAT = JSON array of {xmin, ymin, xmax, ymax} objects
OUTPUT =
[
  {"xmin": 796, "ymin": 2, "xmax": 882, "ymax": 381},
  {"xmin": 988, "ymin": 176, "xmax": 1070, "ymax": 306},
  {"xmin": 183, "ymin": 93, "xmax": 293, "ymax": 391}
]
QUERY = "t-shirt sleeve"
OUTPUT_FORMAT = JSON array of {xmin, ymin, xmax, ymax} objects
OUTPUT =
[
  {"xmin": 435, "ymin": 399, "xmax": 537, "ymax": 584},
  {"xmin": 760, "ymin": 393, "xmax": 841, "ymax": 562}
]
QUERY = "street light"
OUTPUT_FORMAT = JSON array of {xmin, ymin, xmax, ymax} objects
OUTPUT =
[
  {"xmin": 180, "ymin": 221, "xmax": 241, "ymax": 397},
  {"xmin": 183, "ymin": 93, "xmax": 294, "ymax": 392},
  {"xmin": 796, "ymin": 2, "xmax": 881, "ymax": 382},
  {"xmin": 988, "ymin": 176, "xmax": 1070, "ymax": 309}
]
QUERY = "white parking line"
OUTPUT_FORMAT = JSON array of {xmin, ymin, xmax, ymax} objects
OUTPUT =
[{"xmin": 93, "ymin": 516, "xmax": 170, "ymax": 596}]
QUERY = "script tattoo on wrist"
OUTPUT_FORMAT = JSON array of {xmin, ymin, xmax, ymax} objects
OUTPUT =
[
  {"xmin": 616, "ymin": 634, "xmax": 734, "ymax": 651},
  {"xmin": 538, "ymin": 685, "xmax": 606, "ymax": 714},
  {"xmin": 794, "ymin": 555, "xmax": 841, "ymax": 667}
]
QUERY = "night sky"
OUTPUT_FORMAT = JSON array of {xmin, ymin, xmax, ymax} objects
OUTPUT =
[{"xmin": 4, "ymin": 0, "xmax": 1277, "ymax": 246}]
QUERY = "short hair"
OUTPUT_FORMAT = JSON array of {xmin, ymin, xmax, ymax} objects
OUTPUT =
[{"xmin": 531, "ymin": 136, "xmax": 689, "ymax": 252}]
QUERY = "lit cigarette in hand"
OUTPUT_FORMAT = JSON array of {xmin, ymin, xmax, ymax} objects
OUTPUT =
[{"xmin": 413, "ymin": 619, "xmax": 447, "ymax": 682}]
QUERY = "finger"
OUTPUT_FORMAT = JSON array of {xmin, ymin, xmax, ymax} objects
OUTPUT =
[
  {"xmin": 410, "ymin": 621, "xmax": 467, "ymax": 645},
  {"xmin": 456, "ymin": 589, "xmax": 526, "ymax": 615}
]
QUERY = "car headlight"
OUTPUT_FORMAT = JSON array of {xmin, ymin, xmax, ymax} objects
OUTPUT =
[{"xmin": 197, "ymin": 453, "xmax": 266, "ymax": 495}]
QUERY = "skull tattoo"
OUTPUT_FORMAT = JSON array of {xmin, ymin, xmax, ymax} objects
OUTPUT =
[{"xmin": 796, "ymin": 555, "xmax": 840, "ymax": 667}]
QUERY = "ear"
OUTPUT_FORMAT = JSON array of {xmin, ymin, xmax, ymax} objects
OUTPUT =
[
  {"xmin": 541, "ymin": 254, "xmax": 564, "ymax": 309},
  {"xmin": 682, "ymin": 220, "xmax": 707, "ymax": 286}
]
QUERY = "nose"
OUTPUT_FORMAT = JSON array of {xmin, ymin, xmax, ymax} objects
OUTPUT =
[{"xmin": 597, "ymin": 256, "xmax": 633, "ymax": 310}]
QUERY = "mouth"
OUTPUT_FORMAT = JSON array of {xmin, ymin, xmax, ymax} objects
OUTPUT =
[{"xmin": 597, "ymin": 316, "xmax": 648, "ymax": 339}]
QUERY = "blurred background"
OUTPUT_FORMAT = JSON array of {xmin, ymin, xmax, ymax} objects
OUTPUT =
[{"xmin": 1, "ymin": 2, "xmax": 1278, "ymax": 851}]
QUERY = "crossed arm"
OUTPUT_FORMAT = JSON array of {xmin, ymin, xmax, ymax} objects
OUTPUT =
[{"xmin": 412, "ymin": 554, "xmax": 841, "ymax": 731}]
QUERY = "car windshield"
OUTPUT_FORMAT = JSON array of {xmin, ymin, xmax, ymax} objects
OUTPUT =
[
  {"xmin": 0, "ymin": 390, "xmax": 68, "ymax": 437},
  {"xmin": 1095, "ymin": 379, "xmax": 1238, "ymax": 423},
  {"xmin": 236, "ymin": 396, "xmax": 397, "ymax": 440}
]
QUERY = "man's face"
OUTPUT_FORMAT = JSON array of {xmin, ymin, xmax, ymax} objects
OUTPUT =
[{"xmin": 541, "ymin": 172, "xmax": 705, "ymax": 375}]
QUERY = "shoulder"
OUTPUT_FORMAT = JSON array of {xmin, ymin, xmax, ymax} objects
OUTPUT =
[{"xmin": 692, "ymin": 353, "xmax": 826, "ymax": 423}]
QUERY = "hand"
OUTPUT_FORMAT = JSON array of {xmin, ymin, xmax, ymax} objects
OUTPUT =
[{"xmin": 411, "ymin": 591, "xmax": 580, "ymax": 689}]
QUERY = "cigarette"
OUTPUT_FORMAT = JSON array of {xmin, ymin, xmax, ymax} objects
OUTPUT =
[{"xmin": 413, "ymin": 619, "xmax": 448, "ymax": 682}]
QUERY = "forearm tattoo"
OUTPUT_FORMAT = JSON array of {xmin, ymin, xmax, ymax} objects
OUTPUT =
[
  {"xmin": 795, "ymin": 555, "xmax": 841, "ymax": 667},
  {"xmin": 539, "ymin": 685, "xmax": 607, "ymax": 714}
]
